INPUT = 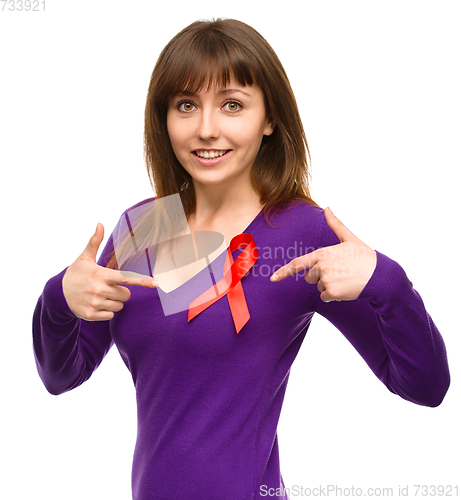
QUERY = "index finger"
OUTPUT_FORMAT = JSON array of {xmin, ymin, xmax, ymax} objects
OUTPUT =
[
  {"xmin": 270, "ymin": 250, "xmax": 320, "ymax": 282},
  {"xmin": 106, "ymin": 268, "xmax": 158, "ymax": 288}
]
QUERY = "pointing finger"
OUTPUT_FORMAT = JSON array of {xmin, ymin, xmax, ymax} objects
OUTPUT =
[
  {"xmin": 324, "ymin": 207, "xmax": 358, "ymax": 243},
  {"xmin": 106, "ymin": 269, "xmax": 158, "ymax": 288},
  {"xmin": 270, "ymin": 250, "xmax": 320, "ymax": 282},
  {"xmin": 122, "ymin": 275, "xmax": 159, "ymax": 289}
]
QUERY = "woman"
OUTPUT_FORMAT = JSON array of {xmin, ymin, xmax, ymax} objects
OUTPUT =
[{"xmin": 33, "ymin": 19, "xmax": 450, "ymax": 500}]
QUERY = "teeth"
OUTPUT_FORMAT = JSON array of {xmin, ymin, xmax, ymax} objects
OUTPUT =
[{"xmin": 195, "ymin": 150, "xmax": 227, "ymax": 159}]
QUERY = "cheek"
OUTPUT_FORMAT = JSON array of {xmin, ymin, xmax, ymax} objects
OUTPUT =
[
  {"xmin": 228, "ymin": 118, "xmax": 266, "ymax": 147},
  {"xmin": 166, "ymin": 115, "xmax": 176, "ymax": 146},
  {"xmin": 167, "ymin": 118, "xmax": 186, "ymax": 155}
]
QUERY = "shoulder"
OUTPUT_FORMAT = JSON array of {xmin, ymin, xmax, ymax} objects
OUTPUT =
[
  {"xmin": 109, "ymin": 197, "xmax": 156, "ymax": 243},
  {"xmin": 265, "ymin": 199, "xmax": 323, "ymax": 224},
  {"xmin": 247, "ymin": 200, "xmax": 332, "ymax": 259},
  {"xmin": 121, "ymin": 196, "xmax": 156, "ymax": 216},
  {"xmin": 115, "ymin": 197, "xmax": 157, "ymax": 227},
  {"xmin": 262, "ymin": 199, "xmax": 331, "ymax": 244}
]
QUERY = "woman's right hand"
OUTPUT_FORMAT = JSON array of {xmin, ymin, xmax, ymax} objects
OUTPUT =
[{"xmin": 62, "ymin": 223, "xmax": 157, "ymax": 321}]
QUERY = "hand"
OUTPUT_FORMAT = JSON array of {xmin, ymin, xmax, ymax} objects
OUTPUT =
[
  {"xmin": 270, "ymin": 207, "xmax": 377, "ymax": 302},
  {"xmin": 62, "ymin": 223, "xmax": 158, "ymax": 321}
]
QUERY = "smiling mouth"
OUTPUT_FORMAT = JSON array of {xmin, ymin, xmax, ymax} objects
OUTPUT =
[{"xmin": 193, "ymin": 149, "xmax": 230, "ymax": 159}]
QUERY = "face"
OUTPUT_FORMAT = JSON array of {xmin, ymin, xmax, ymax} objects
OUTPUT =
[{"xmin": 167, "ymin": 79, "xmax": 274, "ymax": 191}]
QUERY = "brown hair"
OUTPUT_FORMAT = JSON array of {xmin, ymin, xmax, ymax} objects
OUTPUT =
[
  {"xmin": 108, "ymin": 18, "xmax": 316, "ymax": 270},
  {"xmin": 145, "ymin": 18, "xmax": 315, "ymax": 215}
]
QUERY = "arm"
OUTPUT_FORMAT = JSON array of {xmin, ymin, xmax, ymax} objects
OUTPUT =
[
  {"xmin": 33, "ymin": 224, "xmax": 157, "ymax": 395},
  {"xmin": 32, "ymin": 234, "xmax": 116, "ymax": 395},
  {"xmin": 272, "ymin": 208, "xmax": 450, "ymax": 407},
  {"xmin": 314, "ymin": 250, "xmax": 450, "ymax": 407}
]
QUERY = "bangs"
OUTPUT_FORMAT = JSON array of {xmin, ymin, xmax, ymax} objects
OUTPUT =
[
  {"xmin": 158, "ymin": 28, "xmax": 261, "ymax": 99},
  {"xmin": 144, "ymin": 18, "xmax": 316, "ymax": 216}
]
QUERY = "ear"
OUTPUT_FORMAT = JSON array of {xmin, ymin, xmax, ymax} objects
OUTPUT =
[{"xmin": 263, "ymin": 116, "xmax": 275, "ymax": 136}]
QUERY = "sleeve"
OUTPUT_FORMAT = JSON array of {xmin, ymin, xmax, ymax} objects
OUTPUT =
[
  {"xmin": 32, "ymin": 235, "xmax": 116, "ymax": 396},
  {"xmin": 312, "ymin": 213, "xmax": 450, "ymax": 407}
]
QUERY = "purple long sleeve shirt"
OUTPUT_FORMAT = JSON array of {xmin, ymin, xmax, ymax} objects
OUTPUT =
[{"xmin": 33, "ymin": 199, "xmax": 450, "ymax": 500}]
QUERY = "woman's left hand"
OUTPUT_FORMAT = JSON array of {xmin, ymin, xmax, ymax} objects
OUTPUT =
[{"xmin": 270, "ymin": 207, "xmax": 377, "ymax": 302}]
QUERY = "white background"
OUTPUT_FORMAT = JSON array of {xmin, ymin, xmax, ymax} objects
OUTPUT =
[{"xmin": 1, "ymin": 1, "xmax": 460, "ymax": 498}]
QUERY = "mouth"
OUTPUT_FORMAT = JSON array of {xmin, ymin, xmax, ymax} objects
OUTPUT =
[{"xmin": 193, "ymin": 149, "xmax": 231, "ymax": 159}]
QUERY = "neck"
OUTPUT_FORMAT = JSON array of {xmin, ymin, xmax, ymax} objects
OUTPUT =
[
  {"xmin": 187, "ymin": 180, "xmax": 264, "ymax": 239},
  {"xmin": 191, "ymin": 179, "xmax": 263, "ymax": 222}
]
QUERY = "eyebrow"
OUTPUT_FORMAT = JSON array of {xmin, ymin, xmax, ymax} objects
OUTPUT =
[
  {"xmin": 218, "ymin": 88, "xmax": 251, "ymax": 97},
  {"xmin": 179, "ymin": 88, "xmax": 252, "ymax": 97}
]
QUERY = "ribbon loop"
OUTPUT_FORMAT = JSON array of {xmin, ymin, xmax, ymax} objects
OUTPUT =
[{"xmin": 187, "ymin": 233, "xmax": 258, "ymax": 333}]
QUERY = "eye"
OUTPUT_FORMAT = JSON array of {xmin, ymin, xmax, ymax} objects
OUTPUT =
[
  {"xmin": 223, "ymin": 101, "xmax": 242, "ymax": 112},
  {"xmin": 178, "ymin": 101, "xmax": 196, "ymax": 113}
]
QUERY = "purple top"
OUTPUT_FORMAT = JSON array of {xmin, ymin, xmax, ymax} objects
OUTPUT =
[{"xmin": 33, "ymin": 199, "xmax": 450, "ymax": 500}]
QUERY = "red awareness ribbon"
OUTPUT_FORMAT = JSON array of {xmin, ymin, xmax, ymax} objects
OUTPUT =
[{"xmin": 187, "ymin": 233, "xmax": 258, "ymax": 334}]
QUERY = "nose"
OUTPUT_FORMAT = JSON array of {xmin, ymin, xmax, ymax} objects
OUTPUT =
[{"xmin": 196, "ymin": 108, "xmax": 220, "ymax": 141}]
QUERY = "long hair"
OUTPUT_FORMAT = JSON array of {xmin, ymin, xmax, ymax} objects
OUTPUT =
[
  {"xmin": 108, "ymin": 19, "xmax": 316, "ymax": 271},
  {"xmin": 145, "ymin": 18, "xmax": 315, "ymax": 215}
]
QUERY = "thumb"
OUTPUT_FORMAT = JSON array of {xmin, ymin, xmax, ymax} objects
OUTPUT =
[
  {"xmin": 82, "ymin": 223, "xmax": 104, "ymax": 262},
  {"xmin": 324, "ymin": 207, "xmax": 357, "ymax": 243}
]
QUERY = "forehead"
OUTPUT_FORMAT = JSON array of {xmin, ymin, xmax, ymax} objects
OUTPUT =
[
  {"xmin": 157, "ymin": 21, "xmax": 268, "ymax": 104},
  {"xmin": 163, "ymin": 52, "xmax": 258, "ymax": 100},
  {"xmin": 172, "ymin": 71, "xmax": 249, "ymax": 94},
  {"xmin": 177, "ymin": 84, "xmax": 253, "ymax": 98}
]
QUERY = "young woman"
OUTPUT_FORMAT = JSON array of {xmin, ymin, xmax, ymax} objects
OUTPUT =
[{"xmin": 33, "ymin": 19, "xmax": 450, "ymax": 500}]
